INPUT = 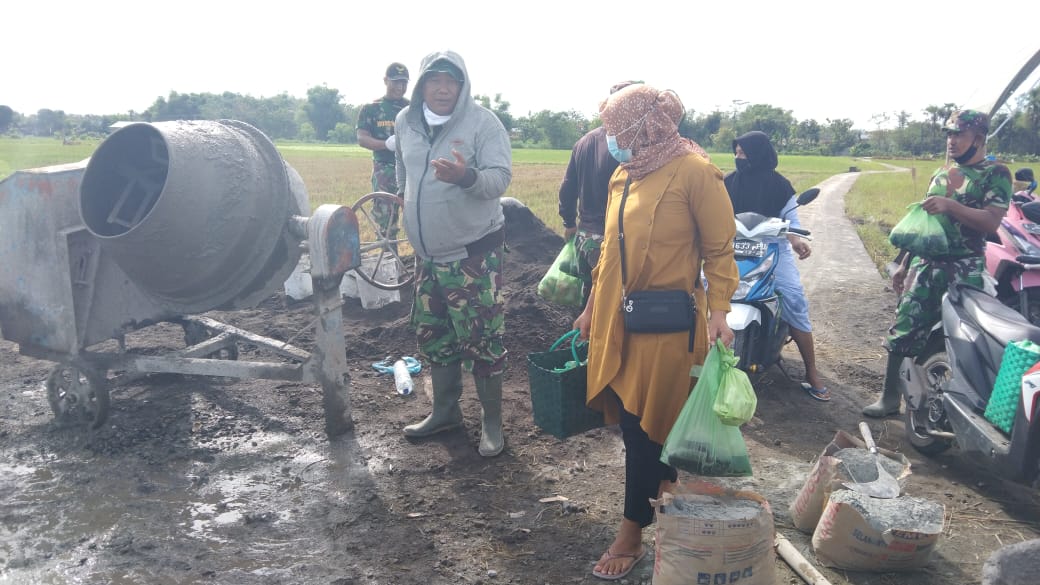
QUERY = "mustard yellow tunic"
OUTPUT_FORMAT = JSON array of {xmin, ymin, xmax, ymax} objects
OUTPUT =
[{"xmin": 586, "ymin": 153, "xmax": 738, "ymax": 444}]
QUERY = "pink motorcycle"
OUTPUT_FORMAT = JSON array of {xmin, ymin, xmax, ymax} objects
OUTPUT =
[{"xmin": 985, "ymin": 195, "xmax": 1040, "ymax": 325}]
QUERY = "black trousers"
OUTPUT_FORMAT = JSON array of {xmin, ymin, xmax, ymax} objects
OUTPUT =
[{"xmin": 619, "ymin": 399, "xmax": 678, "ymax": 528}]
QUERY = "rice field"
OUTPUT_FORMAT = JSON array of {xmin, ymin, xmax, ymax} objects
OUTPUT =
[{"xmin": 0, "ymin": 137, "xmax": 925, "ymax": 271}]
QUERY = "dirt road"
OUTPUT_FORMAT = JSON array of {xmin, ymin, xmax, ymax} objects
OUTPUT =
[{"xmin": 1, "ymin": 168, "xmax": 1038, "ymax": 585}]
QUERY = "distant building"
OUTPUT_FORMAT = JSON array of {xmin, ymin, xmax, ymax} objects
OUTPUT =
[{"xmin": 107, "ymin": 121, "xmax": 135, "ymax": 133}]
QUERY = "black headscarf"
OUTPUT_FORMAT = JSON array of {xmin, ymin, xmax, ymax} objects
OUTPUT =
[{"xmin": 723, "ymin": 131, "xmax": 795, "ymax": 218}]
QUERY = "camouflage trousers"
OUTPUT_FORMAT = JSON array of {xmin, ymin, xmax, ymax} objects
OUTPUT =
[
  {"xmin": 370, "ymin": 160, "xmax": 400, "ymax": 240},
  {"xmin": 410, "ymin": 246, "xmax": 507, "ymax": 377},
  {"xmin": 574, "ymin": 230, "xmax": 602, "ymax": 308},
  {"xmin": 886, "ymin": 255, "xmax": 985, "ymax": 356}
]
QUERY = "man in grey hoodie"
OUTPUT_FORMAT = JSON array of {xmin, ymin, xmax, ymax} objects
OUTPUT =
[{"xmin": 392, "ymin": 50, "xmax": 513, "ymax": 456}]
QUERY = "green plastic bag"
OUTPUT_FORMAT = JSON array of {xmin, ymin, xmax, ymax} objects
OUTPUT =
[
  {"xmin": 537, "ymin": 238, "xmax": 583, "ymax": 307},
  {"xmin": 712, "ymin": 344, "xmax": 757, "ymax": 426},
  {"xmin": 660, "ymin": 340, "xmax": 753, "ymax": 477},
  {"xmin": 888, "ymin": 202, "xmax": 951, "ymax": 258}
]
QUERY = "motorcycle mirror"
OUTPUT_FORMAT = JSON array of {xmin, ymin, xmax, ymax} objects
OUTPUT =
[
  {"xmin": 796, "ymin": 188, "xmax": 821, "ymax": 206},
  {"xmin": 1022, "ymin": 201, "xmax": 1040, "ymax": 224}
]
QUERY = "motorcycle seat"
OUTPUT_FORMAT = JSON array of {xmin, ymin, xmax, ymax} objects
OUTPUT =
[{"xmin": 956, "ymin": 285, "xmax": 1040, "ymax": 347}]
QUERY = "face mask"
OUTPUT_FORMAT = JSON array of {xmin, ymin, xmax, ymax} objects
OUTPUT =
[
  {"xmin": 735, "ymin": 158, "xmax": 751, "ymax": 173},
  {"xmin": 606, "ymin": 134, "xmax": 632, "ymax": 163},
  {"xmin": 422, "ymin": 103, "xmax": 453, "ymax": 126},
  {"xmin": 605, "ymin": 112, "xmax": 652, "ymax": 163},
  {"xmin": 953, "ymin": 143, "xmax": 978, "ymax": 165}
]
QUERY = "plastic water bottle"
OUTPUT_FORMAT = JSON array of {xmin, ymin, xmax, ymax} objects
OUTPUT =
[{"xmin": 393, "ymin": 359, "xmax": 413, "ymax": 395}]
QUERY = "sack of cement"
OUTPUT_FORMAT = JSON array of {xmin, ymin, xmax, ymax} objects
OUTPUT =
[
  {"xmin": 652, "ymin": 480, "xmax": 775, "ymax": 585},
  {"xmin": 789, "ymin": 430, "xmax": 911, "ymax": 532},
  {"xmin": 811, "ymin": 489, "xmax": 944, "ymax": 571}
]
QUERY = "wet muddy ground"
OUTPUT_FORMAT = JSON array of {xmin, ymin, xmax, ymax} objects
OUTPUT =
[{"xmin": 2, "ymin": 174, "xmax": 1039, "ymax": 585}]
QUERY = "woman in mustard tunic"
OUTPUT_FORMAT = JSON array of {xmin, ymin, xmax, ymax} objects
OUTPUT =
[{"xmin": 574, "ymin": 84, "xmax": 738, "ymax": 580}]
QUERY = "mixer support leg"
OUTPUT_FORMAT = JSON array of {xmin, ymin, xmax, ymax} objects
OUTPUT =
[{"xmin": 312, "ymin": 276, "xmax": 353, "ymax": 436}]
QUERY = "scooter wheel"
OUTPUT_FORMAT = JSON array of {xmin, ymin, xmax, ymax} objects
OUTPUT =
[{"xmin": 904, "ymin": 350, "xmax": 954, "ymax": 456}]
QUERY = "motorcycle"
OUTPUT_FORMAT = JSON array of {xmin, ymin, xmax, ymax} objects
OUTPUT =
[
  {"xmin": 900, "ymin": 282, "xmax": 1040, "ymax": 483},
  {"xmin": 984, "ymin": 195, "xmax": 1040, "ymax": 325},
  {"xmin": 726, "ymin": 188, "xmax": 820, "ymax": 374}
]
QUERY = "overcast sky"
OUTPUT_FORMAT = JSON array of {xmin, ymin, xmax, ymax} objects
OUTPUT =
[{"xmin": 6, "ymin": 0, "xmax": 1039, "ymax": 130}]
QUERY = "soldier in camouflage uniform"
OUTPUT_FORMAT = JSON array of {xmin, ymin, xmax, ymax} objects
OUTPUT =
[
  {"xmin": 394, "ymin": 52, "xmax": 513, "ymax": 457},
  {"xmin": 863, "ymin": 109, "xmax": 1013, "ymax": 417},
  {"xmin": 558, "ymin": 82, "xmax": 640, "ymax": 308},
  {"xmin": 356, "ymin": 62, "xmax": 410, "ymax": 239}
]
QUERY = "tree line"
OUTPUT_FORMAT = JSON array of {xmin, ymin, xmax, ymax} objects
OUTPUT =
[{"xmin": 2, "ymin": 84, "xmax": 1038, "ymax": 158}]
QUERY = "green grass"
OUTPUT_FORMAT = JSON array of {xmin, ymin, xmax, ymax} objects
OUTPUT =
[
  {"xmin": 0, "ymin": 137, "xmax": 98, "ymax": 178},
  {"xmin": 275, "ymin": 142, "xmax": 372, "ymax": 159},
  {"xmin": 0, "ymin": 137, "xmax": 922, "ymax": 269},
  {"xmin": 511, "ymin": 149, "xmax": 571, "ymax": 165}
]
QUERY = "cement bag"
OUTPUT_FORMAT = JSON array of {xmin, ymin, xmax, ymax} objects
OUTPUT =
[
  {"xmin": 788, "ymin": 430, "xmax": 911, "ymax": 533},
  {"xmin": 812, "ymin": 490, "xmax": 943, "ymax": 571},
  {"xmin": 652, "ymin": 480, "xmax": 775, "ymax": 585}
]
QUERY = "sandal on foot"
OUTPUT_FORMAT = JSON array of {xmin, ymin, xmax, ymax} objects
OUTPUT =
[
  {"xmin": 801, "ymin": 382, "xmax": 831, "ymax": 402},
  {"xmin": 592, "ymin": 547, "xmax": 647, "ymax": 580}
]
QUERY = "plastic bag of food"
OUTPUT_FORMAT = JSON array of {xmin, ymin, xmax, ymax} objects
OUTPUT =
[
  {"xmin": 888, "ymin": 202, "xmax": 951, "ymax": 258},
  {"xmin": 660, "ymin": 340, "xmax": 753, "ymax": 476},
  {"xmin": 712, "ymin": 343, "xmax": 757, "ymax": 426},
  {"xmin": 537, "ymin": 238, "xmax": 583, "ymax": 307}
]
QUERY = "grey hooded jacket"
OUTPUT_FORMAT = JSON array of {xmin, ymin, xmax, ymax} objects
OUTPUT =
[{"xmin": 393, "ymin": 50, "xmax": 512, "ymax": 262}]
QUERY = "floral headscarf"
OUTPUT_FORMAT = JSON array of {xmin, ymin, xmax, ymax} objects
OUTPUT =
[{"xmin": 599, "ymin": 84, "xmax": 703, "ymax": 180}]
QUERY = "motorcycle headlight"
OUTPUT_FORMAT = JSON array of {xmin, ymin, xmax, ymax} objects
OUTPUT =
[
  {"xmin": 733, "ymin": 281, "xmax": 752, "ymax": 300},
  {"xmin": 1011, "ymin": 232, "xmax": 1040, "ymax": 256},
  {"xmin": 731, "ymin": 255, "xmax": 775, "ymax": 300}
]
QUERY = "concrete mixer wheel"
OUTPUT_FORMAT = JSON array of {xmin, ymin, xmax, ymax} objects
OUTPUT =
[
  {"xmin": 45, "ymin": 364, "xmax": 110, "ymax": 429},
  {"xmin": 351, "ymin": 192, "xmax": 415, "ymax": 291}
]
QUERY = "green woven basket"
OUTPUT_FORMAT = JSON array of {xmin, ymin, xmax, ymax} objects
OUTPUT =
[
  {"xmin": 985, "ymin": 339, "xmax": 1040, "ymax": 434},
  {"xmin": 526, "ymin": 330, "xmax": 604, "ymax": 440}
]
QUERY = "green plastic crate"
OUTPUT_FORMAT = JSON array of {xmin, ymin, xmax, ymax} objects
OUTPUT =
[
  {"xmin": 985, "ymin": 339, "xmax": 1040, "ymax": 434},
  {"xmin": 526, "ymin": 338, "xmax": 603, "ymax": 440}
]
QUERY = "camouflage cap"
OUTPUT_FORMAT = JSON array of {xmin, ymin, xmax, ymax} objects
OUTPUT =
[
  {"xmin": 386, "ymin": 62, "xmax": 409, "ymax": 81},
  {"xmin": 943, "ymin": 109, "xmax": 990, "ymax": 134}
]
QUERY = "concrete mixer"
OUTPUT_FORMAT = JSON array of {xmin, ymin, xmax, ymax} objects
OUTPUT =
[{"xmin": 0, "ymin": 120, "xmax": 361, "ymax": 436}]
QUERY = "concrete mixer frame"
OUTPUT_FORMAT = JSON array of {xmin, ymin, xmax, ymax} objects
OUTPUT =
[
  {"xmin": 22, "ymin": 293, "xmax": 348, "ymax": 434},
  {"xmin": 0, "ymin": 120, "xmax": 361, "ymax": 437}
]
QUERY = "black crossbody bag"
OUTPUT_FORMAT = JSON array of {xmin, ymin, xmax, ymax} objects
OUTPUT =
[{"xmin": 617, "ymin": 177, "xmax": 697, "ymax": 352}]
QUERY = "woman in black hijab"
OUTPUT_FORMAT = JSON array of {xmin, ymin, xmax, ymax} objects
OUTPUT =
[{"xmin": 724, "ymin": 131, "xmax": 828, "ymax": 400}]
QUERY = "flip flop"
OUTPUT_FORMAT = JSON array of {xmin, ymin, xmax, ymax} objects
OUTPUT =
[
  {"xmin": 591, "ymin": 547, "xmax": 647, "ymax": 581},
  {"xmin": 371, "ymin": 356, "xmax": 421, "ymax": 375},
  {"xmin": 801, "ymin": 382, "xmax": 831, "ymax": 402}
]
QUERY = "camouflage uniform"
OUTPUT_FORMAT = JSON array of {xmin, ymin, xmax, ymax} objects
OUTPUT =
[
  {"xmin": 886, "ymin": 112, "xmax": 1012, "ymax": 356},
  {"xmin": 411, "ymin": 246, "xmax": 507, "ymax": 378},
  {"xmin": 357, "ymin": 97, "xmax": 408, "ymax": 234},
  {"xmin": 573, "ymin": 230, "xmax": 602, "ymax": 307}
]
